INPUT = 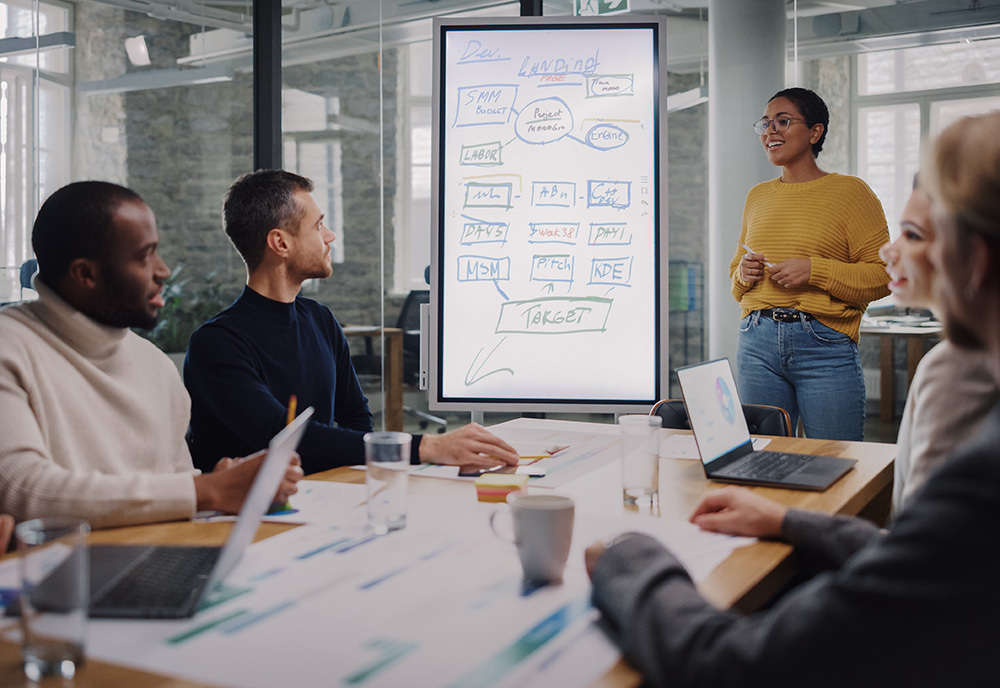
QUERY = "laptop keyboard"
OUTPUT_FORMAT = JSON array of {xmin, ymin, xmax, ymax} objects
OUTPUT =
[
  {"xmin": 723, "ymin": 451, "xmax": 812, "ymax": 481},
  {"xmin": 93, "ymin": 547, "xmax": 220, "ymax": 616}
]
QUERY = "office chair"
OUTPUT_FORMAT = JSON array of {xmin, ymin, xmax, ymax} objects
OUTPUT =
[
  {"xmin": 650, "ymin": 399, "xmax": 793, "ymax": 437},
  {"xmin": 20, "ymin": 258, "xmax": 38, "ymax": 293}
]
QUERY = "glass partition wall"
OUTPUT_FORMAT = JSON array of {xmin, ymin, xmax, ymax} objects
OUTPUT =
[{"xmin": 3, "ymin": 1, "xmax": 999, "ymax": 434}]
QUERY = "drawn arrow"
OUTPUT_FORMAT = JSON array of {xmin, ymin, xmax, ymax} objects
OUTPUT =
[
  {"xmin": 493, "ymin": 280, "xmax": 509, "ymax": 300},
  {"xmin": 465, "ymin": 337, "xmax": 514, "ymax": 386},
  {"xmin": 543, "ymin": 283, "xmax": 555, "ymax": 294}
]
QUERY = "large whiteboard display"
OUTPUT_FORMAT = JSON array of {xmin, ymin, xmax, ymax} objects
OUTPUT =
[{"xmin": 430, "ymin": 16, "xmax": 667, "ymax": 413}]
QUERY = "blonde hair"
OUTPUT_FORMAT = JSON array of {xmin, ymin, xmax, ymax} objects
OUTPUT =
[{"xmin": 925, "ymin": 111, "xmax": 1000, "ymax": 240}]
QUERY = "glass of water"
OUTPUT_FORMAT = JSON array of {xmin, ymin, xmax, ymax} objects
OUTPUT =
[
  {"xmin": 16, "ymin": 517, "xmax": 90, "ymax": 682},
  {"xmin": 619, "ymin": 414, "xmax": 662, "ymax": 507},
  {"xmin": 365, "ymin": 431, "xmax": 412, "ymax": 534}
]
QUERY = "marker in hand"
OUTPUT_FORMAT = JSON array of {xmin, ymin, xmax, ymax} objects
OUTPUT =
[
  {"xmin": 739, "ymin": 242, "xmax": 774, "ymax": 267},
  {"xmin": 268, "ymin": 395, "xmax": 298, "ymax": 514}
]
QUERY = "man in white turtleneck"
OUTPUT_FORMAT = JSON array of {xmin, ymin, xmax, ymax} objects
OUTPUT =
[{"xmin": 0, "ymin": 181, "xmax": 302, "ymax": 529}]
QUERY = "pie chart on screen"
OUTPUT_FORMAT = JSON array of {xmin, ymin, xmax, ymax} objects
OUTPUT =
[{"xmin": 716, "ymin": 376, "xmax": 736, "ymax": 424}]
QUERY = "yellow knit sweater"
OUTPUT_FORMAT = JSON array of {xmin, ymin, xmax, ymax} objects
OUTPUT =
[{"xmin": 730, "ymin": 173, "xmax": 890, "ymax": 342}]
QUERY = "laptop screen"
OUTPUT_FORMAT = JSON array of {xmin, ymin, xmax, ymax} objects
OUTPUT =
[{"xmin": 675, "ymin": 359, "xmax": 752, "ymax": 466}]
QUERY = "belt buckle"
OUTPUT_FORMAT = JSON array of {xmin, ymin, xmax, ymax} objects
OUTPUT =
[{"xmin": 773, "ymin": 309, "xmax": 797, "ymax": 322}]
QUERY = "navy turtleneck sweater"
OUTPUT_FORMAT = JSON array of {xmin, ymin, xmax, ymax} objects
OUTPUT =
[{"xmin": 184, "ymin": 286, "xmax": 416, "ymax": 475}]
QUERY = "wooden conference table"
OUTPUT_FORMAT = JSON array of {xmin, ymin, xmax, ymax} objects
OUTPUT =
[{"xmin": 0, "ymin": 427, "xmax": 895, "ymax": 688}]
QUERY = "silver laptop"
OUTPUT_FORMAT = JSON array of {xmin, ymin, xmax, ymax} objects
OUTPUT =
[
  {"xmin": 33, "ymin": 407, "xmax": 313, "ymax": 619},
  {"xmin": 675, "ymin": 359, "xmax": 855, "ymax": 491}
]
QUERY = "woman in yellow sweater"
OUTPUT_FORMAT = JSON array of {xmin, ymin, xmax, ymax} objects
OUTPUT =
[{"xmin": 731, "ymin": 88, "xmax": 890, "ymax": 440}]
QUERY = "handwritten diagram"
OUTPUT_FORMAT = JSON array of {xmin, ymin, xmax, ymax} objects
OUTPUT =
[{"xmin": 438, "ymin": 22, "xmax": 662, "ymax": 404}]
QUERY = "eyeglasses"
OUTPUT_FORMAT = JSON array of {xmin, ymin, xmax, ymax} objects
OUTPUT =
[{"xmin": 753, "ymin": 117, "xmax": 808, "ymax": 136}]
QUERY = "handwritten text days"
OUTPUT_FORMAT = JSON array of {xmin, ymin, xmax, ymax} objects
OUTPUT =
[{"xmin": 461, "ymin": 220, "xmax": 508, "ymax": 245}]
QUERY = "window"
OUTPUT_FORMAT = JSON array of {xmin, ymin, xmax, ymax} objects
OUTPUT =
[
  {"xmin": 396, "ymin": 41, "xmax": 433, "ymax": 294},
  {"xmin": 857, "ymin": 39, "xmax": 1000, "ymax": 239},
  {"xmin": 0, "ymin": 0, "xmax": 70, "ymax": 302},
  {"xmin": 283, "ymin": 87, "xmax": 346, "ymax": 271}
]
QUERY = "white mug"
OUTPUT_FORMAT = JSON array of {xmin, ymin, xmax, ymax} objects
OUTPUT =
[{"xmin": 490, "ymin": 492, "xmax": 575, "ymax": 584}]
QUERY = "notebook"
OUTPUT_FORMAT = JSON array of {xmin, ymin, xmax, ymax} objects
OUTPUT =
[
  {"xmin": 33, "ymin": 407, "xmax": 313, "ymax": 619},
  {"xmin": 675, "ymin": 359, "xmax": 856, "ymax": 491}
]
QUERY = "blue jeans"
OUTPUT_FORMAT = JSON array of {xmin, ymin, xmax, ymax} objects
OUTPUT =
[{"xmin": 736, "ymin": 310, "xmax": 865, "ymax": 441}]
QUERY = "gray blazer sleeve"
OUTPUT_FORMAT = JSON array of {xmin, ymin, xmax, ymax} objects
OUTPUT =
[{"xmin": 780, "ymin": 508, "xmax": 882, "ymax": 573}]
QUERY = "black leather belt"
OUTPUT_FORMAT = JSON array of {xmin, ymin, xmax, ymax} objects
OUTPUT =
[{"xmin": 759, "ymin": 308, "xmax": 814, "ymax": 323}]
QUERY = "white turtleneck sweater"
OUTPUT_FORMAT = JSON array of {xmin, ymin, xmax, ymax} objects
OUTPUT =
[{"xmin": 0, "ymin": 280, "xmax": 197, "ymax": 528}]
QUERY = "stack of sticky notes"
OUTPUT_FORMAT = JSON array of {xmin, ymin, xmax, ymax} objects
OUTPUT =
[{"xmin": 474, "ymin": 472, "xmax": 529, "ymax": 503}]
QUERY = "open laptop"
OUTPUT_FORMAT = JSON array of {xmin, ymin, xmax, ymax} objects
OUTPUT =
[
  {"xmin": 675, "ymin": 359, "xmax": 855, "ymax": 490},
  {"xmin": 34, "ymin": 407, "xmax": 313, "ymax": 619}
]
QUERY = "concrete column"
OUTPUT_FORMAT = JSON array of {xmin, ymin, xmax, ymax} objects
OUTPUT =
[{"xmin": 707, "ymin": 0, "xmax": 785, "ymax": 366}]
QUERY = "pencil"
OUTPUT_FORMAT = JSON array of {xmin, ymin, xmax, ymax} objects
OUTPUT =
[
  {"xmin": 739, "ymin": 242, "xmax": 774, "ymax": 267},
  {"xmin": 269, "ymin": 394, "xmax": 298, "ymax": 514}
]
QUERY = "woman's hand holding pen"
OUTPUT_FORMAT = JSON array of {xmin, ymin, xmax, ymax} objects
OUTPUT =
[
  {"xmin": 740, "ymin": 251, "xmax": 768, "ymax": 283},
  {"xmin": 768, "ymin": 257, "xmax": 811, "ymax": 288}
]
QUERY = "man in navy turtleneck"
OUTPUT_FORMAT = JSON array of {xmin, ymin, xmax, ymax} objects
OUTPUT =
[{"xmin": 184, "ymin": 170, "xmax": 518, "ymax": 475}]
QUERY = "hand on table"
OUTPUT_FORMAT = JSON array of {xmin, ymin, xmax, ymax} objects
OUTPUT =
[
  {"xmin": 689, "ymin": 486, "xmax": 787, "ymax": 539},
  {"xmin": 418, "ymin": 423, "xmax": 519, "ymax": 469},
  {"xmin": 768, "ymin": 257, "xmax": 811, "ymax": 288}
]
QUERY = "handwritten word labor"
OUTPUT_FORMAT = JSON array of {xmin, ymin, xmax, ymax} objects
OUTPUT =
[{"xmin": 460, "ymin": 142, "xmax": 503, "ymax": 167}]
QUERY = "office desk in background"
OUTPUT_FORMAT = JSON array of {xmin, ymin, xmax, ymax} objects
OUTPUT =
[
  {"xmin": 343, "ymin": 326, "xmax": 403, "ymax": 431},
  {"xmin": 0, "ymin": 421, "xmax": 895, "ymax": 688},
  {"xmin": 861, "ymin": 321, "xmax": 943, "ymax": 422}
]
